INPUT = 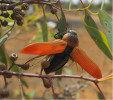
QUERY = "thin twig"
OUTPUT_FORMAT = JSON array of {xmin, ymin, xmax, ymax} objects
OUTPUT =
[
  {"xmin": 55, "ymin": 14, "xmax": 59, "ymax": 22},
  {"xmin": 8, "ymin": 62, "xmax": 15, "ymax": 71},
  {"xmin": 18, "ymin": 75, "xmax": 25, "ymax": 100},
  {"xmin": 3, "ymin": 75, "xmax": 8, "ymax": 88},
  {"xmin": 48, "ymin": 78, "xmax": 56, "ymax": 100},
  {"xmin": 94, "ymin": 82, "xmax": 105, "ymax": 100}
]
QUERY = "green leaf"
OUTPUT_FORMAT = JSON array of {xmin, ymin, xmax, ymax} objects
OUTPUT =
[
  {"xmin": 97, "ymin": 91, "xmax": 103, "ymax": 100},
  {"xmin": 21, "ymin": 79, "xmax": 29, "ymax": 88},
  {"xmin": 28, "ymin": 91, "xmax": 35, "ymax": 97},
  {"xmin": 84, "ymin": 11, "xmax": 112, "ymax": 60},
  {"xmin": 0, "ymin": 30, "xmax": 11, "ymax": 47},
  {"xmin": 98, "ymin": 10, "xmax": 112, "ymax": 33},
  {"xmin": 0, "ymin": 23, "xmax": 14, "ymax": 47},
  {"xmin": 0, "ymin": 46, "xmax": 7, "ymax": 66},
  {"xmin": 85, "ymin": 10, "xmax": 98, "ymax": 29},
  {"xmin": 98, "ymin": 10, "xmax": 113, "ymax": 51},
  {"xmin": 42, "ymin": 15, "xmax": 48, "ymax": 41},
  {"xmin": 64, "ymin": 68, "xmax": 72, "ymax": 75},
  {"xmin": 107, "ymin": 33, "xmax": 113, "ymax": 51},
  {"xmin": 57, "ymin": 11, "xmax": 67, "ymax": 38},
  {"xmin": 24, "ymin": 91, "xmax": 36, "ymax": 99},
  {"xmin": 11, "ymin": 65, "xmax": 19, "ymax": 72}
]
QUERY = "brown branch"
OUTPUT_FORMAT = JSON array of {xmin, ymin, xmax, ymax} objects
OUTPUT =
[
  {"xmin": 0, "ymin": 70, "xmax": 97, "ymax": 82},
  {"xmin": 3, "ymin": 75, "xmax": 8, "ymax": 88},
  {"xmin": 94, "ymin": 82, "xmax": 105, "ymax": 100},
  {"xmin": 48, "ymin": 78, "xmax": 56, "ymax": 100},
  {"xmin": 0, "ymin": 0, "xmax": 58, "ymax": 10}
]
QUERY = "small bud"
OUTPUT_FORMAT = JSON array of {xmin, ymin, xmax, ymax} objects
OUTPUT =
[
  {"xmin": 0, "ymin": 88, "xmax": 9, "ymax": 98},
  {"xmin": 11, "ymin": 13, "xmax": 16, "ymax": 20},
  {"xmin": 1, "ymin": 12, "xmax": 9, "ymax": 18},
  {"xmin": 10, "ymin": 53, "xmax": 18, "ymax": 62},
  {"xmin": 15, "ymin": 14, "xmax": 23, "ymax": 21},
  {"xmin": 41, "ymin": 59, "xmax": 50, "ymax": 69},
  {"xmin": 13, "ymin": 7, "xmax": 21, "ymax": 15},
  {"xmin": 0, "ymin": 63, "xmax": 6, "ymax": 70},
  {"xmin": 42, "ymin": 78, "xmax": 51, "ymax": 88},
  {"xmin": 0, "ymin": 4, "xmax": 8, "ymax": 11},
  {"xmin": 50, "ymin": 7, "xmax": 57, "ymax": 14},
  {"xmin": 20, "ymin": 10, "xmax": 26, "ymax": 17},
  {"xmin": 21, "ymin": 63, "xmax": 29, "ymax": 70},
  {"xmin": 21, "ymin": 3, "xmax": 29, "ymax": 10},
  {"xmin": 1, "ymin": 20, "xmax": 8, "ymax": 27},
  {"xmin": 17, "ymin": 20, "xmax": 24, "ymax": 26}
]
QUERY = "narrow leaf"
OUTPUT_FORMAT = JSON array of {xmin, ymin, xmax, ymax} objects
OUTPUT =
[
  {"xmin": 0, "ymin": 22, "xmax": 15, "ymax": 47},
  {"xmin": 84, "ymin": 11, "xmax": 112, "ymax": 60},
  {"xmin": 98, "ymin": 10, "xmax": 113, "ymax": 51},
  {"xmin": 0, "ymin": 46, "xmax": 7, "ymax": 66},
  {"xmin": 0, "ymin": 30, "xmax": 11, "ymax": 47},
  {"xmin": 97, "ymin": 91, "xmax": 103, "ymax": 100},
  {"xmin": 42, "ymin": 15, "xmax": 48, "ymax": 41},
  {"xmin": 85, "ymin": 10, "xmax": 98, "ymax": 29},
  {"xmin": 21, "ymin": 79, "xmax": 29, "ymax": 88},
  {"xmin": 57, "ymin": 11, "xmax": 67, "ymax": 38}
]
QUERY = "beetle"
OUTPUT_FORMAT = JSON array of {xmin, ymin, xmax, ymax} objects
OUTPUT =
[{"xmin": 21, "ymin": 30, "xmax": 102, "ymax": 79}]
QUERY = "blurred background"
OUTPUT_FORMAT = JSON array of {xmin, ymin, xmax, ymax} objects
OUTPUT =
[{"xmin": 0, "ymin": 0, "xmax": 112, "ymax": 99}]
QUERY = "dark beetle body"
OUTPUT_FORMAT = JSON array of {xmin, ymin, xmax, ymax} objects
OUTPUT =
[
  {"xmin": 44, "ymin": 30, "xmax": 79, "ymax": 74},
  {"xmin": 44, "ymin": 46, "xmax": 73, "ymax": 74}
]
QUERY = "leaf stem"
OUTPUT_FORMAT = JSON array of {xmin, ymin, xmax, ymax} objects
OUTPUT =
[
  {"xmin": 41, "ymin": 5, "xmax": 45, "ymax": 16},
  {"xmin": 80, "ymin": 0, "xmax": 85, "ymax": 8},
  {"xmin": 101, "ymin": 0, "xmax": 105, "ymax": 10}
]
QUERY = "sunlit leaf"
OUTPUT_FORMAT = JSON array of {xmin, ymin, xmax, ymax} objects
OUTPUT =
[
  {"xmin": 0, "ymin": 29, "xmax": 11, "ymax": 47},
  {"xmin": 98, "ymin": 10, "xmax": 113, "ymax": 51},
  {"xmin": 28, "ymin": 91, "xmax": 36, "ymax": 97},
  {"xmin": 42, "ymin": 15, "xmax": 48, "ymax": 41},
  {"xmin": 24, "ymin": 91, "xmax": 36, "ymax": 99},
  {"xmin": 84, "ymin": 11, "xmax": 112, "ymax": 60},
  {"xmin": 107, "ymin": 33, "xmax": 112, "ymax": 51},
  {"xmin": 0, "ymin": 22, "xmax": 15, "ymax": 47},
  {"xmin": 64, "ymin": 68, "xmax": 72, "ymax": 75}
]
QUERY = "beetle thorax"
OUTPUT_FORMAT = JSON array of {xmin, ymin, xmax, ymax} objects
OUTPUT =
[{"xmin": 62, "ymin": 32, "xmax": 79, "ymax": 48}]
